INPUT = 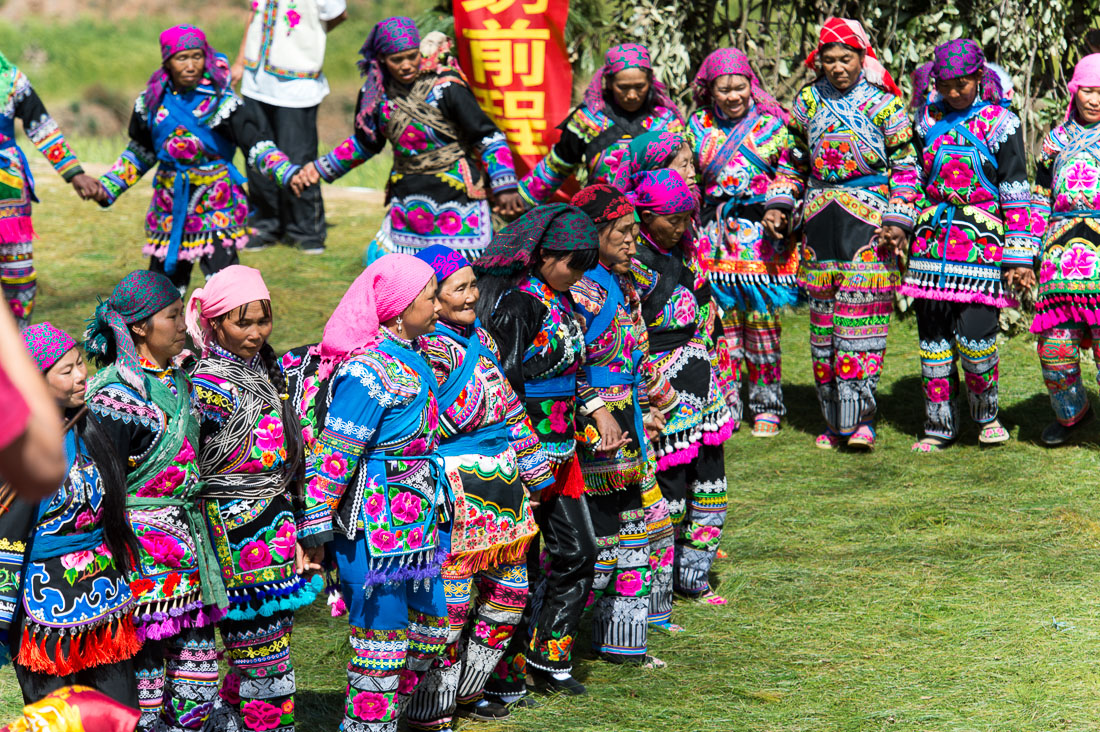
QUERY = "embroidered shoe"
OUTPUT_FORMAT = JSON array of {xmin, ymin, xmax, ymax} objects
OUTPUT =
[
  {"xmin": 815, "ymin": 429, "xmax": 842, "ymax": 450},
  {"xmin": 846, "ymin": 423, "xmax": 876, "ymax": 451},
  {"xmin": 911, "ymin": 436, "xmax": 952, "ymax": 453},
  {"xmin": 752, "ymin": 413, "xmax": 781, "ymax": 438},
  {"xmin": 978, "ymin": 418, "xmax": 1010, "ymax": 445}
]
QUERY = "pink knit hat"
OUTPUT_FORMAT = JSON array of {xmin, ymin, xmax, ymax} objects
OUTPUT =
[
  {"xmin": 186, "ymin": 265, "xmax": 272, "ymax": 355},
  {"xmin": 1067, "ymin": 54, "xmax": 1100, "ymax": 120},
  {"xmin": 315, "ymin": 254, "xmax": 436, "ymax": 380}
]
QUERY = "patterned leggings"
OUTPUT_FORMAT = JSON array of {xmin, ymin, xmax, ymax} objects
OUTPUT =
[
  {"xmin": 134, "ymin": 624, "xmax": 220, "ymax": 732},
  {"xmin": 641, "ymin": 483, "xmax": 675, "ymax": 625},
  {"xmin": 915, "ymin": 299, "xmax": 1000, "ymax": 439},
  {"xmin": 1, "ymin": 239, "xmax": 35, "ymax": 328},
  {"xmin": 406, "ymin": 561, "xmax": 528, "ymax": 731},
  {"xmin": 808, "ymin": 288, "xmax": 893, "ymax": 435},
  {"xmin": 587, "ymin": 488, "xmax": 651, "ymax": 662},
  {"xmin": 213, "ymin": 610, "xmax": 296, "ymax": 732},
  {"xmin": 656, "ymin": 443, "xmax": 728, "ymax": 596},
  {"xmin": 1038, "ymin": 324, "xmax": 1100, "ymax": 426},
  {"xmin": 717, "ymin": 307, "xmax": 785, "ymax": 422}
]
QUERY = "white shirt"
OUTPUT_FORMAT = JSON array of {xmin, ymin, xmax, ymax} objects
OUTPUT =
[{"xmin": 241, "ymin": 0, "xmax": 347, "ymax": 109}]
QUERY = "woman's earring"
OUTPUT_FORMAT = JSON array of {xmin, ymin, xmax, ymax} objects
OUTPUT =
[{"xmin": 396, "ymin": 316, "xmax": 403, "ymax": 334}]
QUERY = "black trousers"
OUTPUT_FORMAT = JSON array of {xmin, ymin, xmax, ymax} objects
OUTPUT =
[
  {"xmin": 149, "ymin": 244, "xmax": 239, "ymax": 291},
  {"xmin": 15, "ymin": 656, "xmax": 139, "ymax": 708},
  {"xmin": 245, "ymin": 100, "xmax": 325, "ymax": 246}
]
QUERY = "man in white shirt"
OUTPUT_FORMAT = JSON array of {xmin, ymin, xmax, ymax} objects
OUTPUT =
[{"xmin": 232, "ymin": 0, "xmax": 347, "ymax": 254}]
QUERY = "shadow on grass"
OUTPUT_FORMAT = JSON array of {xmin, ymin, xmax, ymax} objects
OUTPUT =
[
  {"xmin": 295, "ymin": 690, "xmax": 345, "ymax": 727},
  {"xmin": 781, "ymin": 382, "xmax": 823, "ymax": 437}
]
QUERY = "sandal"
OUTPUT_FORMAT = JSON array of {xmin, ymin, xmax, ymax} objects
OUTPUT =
[
  {"xmin": 648, "ymin": 619, "xmax": 686, "ymax": 634},
  {"xmin": 911, "ymin": 435, "xmax": 952, "ymax": 453},
  {"xmin": 751, "ymin": 414, "xmax": 781, "ymax": 438},
  {"xmin": 846, "ymin": 423, "xmax": 876, "ymax": 451},
  {"xmin": 979, "ymin": 418, "xmax": 1010, "ymax": 445},
  {"xmin": 641, "ymin": 654, "xmax": 667, "ymax": 669},
  {"xmin": 815, "ymin": 428, "xmax": 842, "ymax": 450},
  {"xmin": 696, "ymin": 588, "xmax": 728, "ymax": 605}
]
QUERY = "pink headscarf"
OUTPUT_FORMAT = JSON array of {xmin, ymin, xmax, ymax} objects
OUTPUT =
[
  {"xmin": 804, "ymin": 18, "xmax": 901, "ymax": 97},
  {"xmin": 186, "ymin": 265, "xmax": 272, "ymax": 355},
  {"xmin": 143, "ymin": 24, "xmax": 230, "ymax": 117},
  {"xmin": 314, "ymin": 254, "xmax": 436, "ymax": 380},
  {"xmin": 1067, "ymin": 54, "xmax": 1100, "ymax": 121},
  {"xmin": 692, "ymin": 48, "xmax": 789, "ymax": 123}
]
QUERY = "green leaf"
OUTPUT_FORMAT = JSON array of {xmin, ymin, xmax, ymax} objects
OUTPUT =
[{"xmin": 64, "ymin": 568, "xmax": 78, "ymax": 586}]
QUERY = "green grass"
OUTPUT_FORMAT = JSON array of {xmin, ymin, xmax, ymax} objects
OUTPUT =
[{"xmin": 7, "ymin": 170, "xmax": 1100, "ymax": 730}]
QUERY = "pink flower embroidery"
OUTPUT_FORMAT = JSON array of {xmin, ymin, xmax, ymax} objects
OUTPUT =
[
  {"xmin": 166, "ymin": 135, "xmax": 200, "ymax": 163},
  {"xmin": 406, "ymin": 207, "xmax": 435, "ymax": 235},
  {"xmin": 365, "ymin": 492, "xmax": 386, "ymax": 519},
  {"xmin": 285, "ymin": 9, "xmax": 301, "ymax": 29},
  {"xmin": 390, "ymin": 207, "xmax": 407, "ymax": 230},
  {"xmin": 272, "ymin": 521, "xmax": 295, "ymax": 561},
  {"xmin": 821, "ymin": 147, "xmax": 843, "ymax": 169},
  {"xmin": 944, "ymin": 226, "xmax": 974, "ymax": 262},
  {"xmin": 60, "ymin": 550, "xmax": 95, "ymax": 572},
  {"xmin": 322, "ymin": 452, "xmax": 348, "ymax": 479},
  {"xmin": 1040, "ymin": 259, "xmax": 1056, "ymax": 283},
  {"xmin": 964, "ymin": 371, "xmax": 992, "ymax": 394},
  {"xmin": 1065, "ymin": 160, "xmax": 1097, "ymax": 191},
  {"xmin": 391, "ymin": 492, "xmax": 423, "ymax": 524},
  {"xmin": 749, "ymin": 174, "xmax": 768, "ymax": 195},
  {"xmin": 1060, "ymin": 245, "xmax": 1097, "ymax": 280},
  {"xmin": 396, "ymin": 669, "xmax": 418, "ymax": 696},
  {"xmin": 403, "ymin": 437, "xmax": 428, "ymax": 456},
  {"xmin": 138, "ymin": 465, "xmax": 187, "ymax": 498},
  {"xmin": 370, "ymin": 528, "xmax": 398, "ymax": 552},
  {"xmin": 241, "ymin": 700, "xmax": 282, "ymax": 731},
  {"xmin": 398, "ymin": 126, "xmax": 428, "ymax": 151},
  {"xmin": 239, "ymin": 541, "xmax": 274, "ymax": 571},
  {"xmin": 220, "ymin": 672, "xmax": 242, "ymax": 705},
  {"xmin": 352, "ymin": 691, "xmax": 390, "ymax": 721},
  {"xmin": 437, "ymin": 210, "xmax": 462, "ymax": 236},
  {"xmin": 406, "ymin": 526, "xmax": 424, "ymax": 549},
  {"xmin": 140, "ymin": 531, "xmax": 185, "ymax": 568},
  {"xmin": 174, "ymin": 440, "xmax": 196, "ymax": 465},
  {"xmin": 208, "ymin": 180, "xmax": 232, "ymax": 208},
  {"xmin": 926, "ymin": 377, "xmax": 951, "ymax": 403},
  {"xmin": 939, "ymin": 157, "xmax": 974, "ymax": 192},
  {"xmin": 255, "ymin": 415, "xmax": 285, "ymax": 451},
  {"xmin": 548, "ymin": 400, "xmax": 569, "ymax": 433},
  {"xmin": 614, "ymin": 570, "xmax": 643, "ymax": 596},
  {"xmin": 74, "ymin": 510, "xmax": 96, "ymax": 530}
]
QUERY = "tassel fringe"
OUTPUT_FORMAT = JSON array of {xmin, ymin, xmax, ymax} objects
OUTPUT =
[{"xmin": 15, "ymin": 613, "xmax": 141, "ymax": 674}]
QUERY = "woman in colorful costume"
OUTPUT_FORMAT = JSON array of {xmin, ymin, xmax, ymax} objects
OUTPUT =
[
  {"xmin": 765, "ymin": 17, "xmax": 920, "ymax": 450},
  {"xmin": 472, "ymin": 205, "xmax": 602, "ymax": 699},
  {"xmin": 85, "ymin": 270, "xmax": 226, "ymax": 732},
  {"xmin": 404, "ymin": 245, "xmax": 550, "ymax": 729},
  {"xmin": 293, "ymin": 17, "xmax": 522, "ymax": 260},
  {"xmin": 97, "ymin": 25, "xmax": 301, "ymax": 290},
  {"xmin": 518, "ymin": 43, "xmax": 684, "ymax": 206},
  {"xmin": 1031, "ymin": 54, "xmax": 1100, "ymax": 445},
  {"xmin": 0, "ymin": 324, "xmax": 138, "ymax": 706},
  {"xmin": 689, "ymin": 48, "xmax": 798, "ymax": 437},
  {"xmin": 629, "ymin": 169, "xmax": 734, "ymax": 605},
  {"xmin": 0, "ymin": 55, "xmax": 101, "ymax": 328},
  {"xmin": 187, "ymin": 266, "xmax": 321, "ymax": 732},
  {"xmin": 569, "ymin": 183, "xmax": 674, "ymax": 665},
  {"xmin": 904, "ymin": 39, "xmax": 1034, "ymax": 451},
  {"xmin": 301, "ymin": 254, "xmax": 450, "ymax": 732}
]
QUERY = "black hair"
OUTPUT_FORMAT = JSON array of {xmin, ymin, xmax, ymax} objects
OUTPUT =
[
  {"xmin": 73, "ymin": 409, "xmax": 139, "ymax": 573},
  {"xmin": 212, "ymin": 301, "xmax": 305, "ymax": 487},
  {"xmin": 474, "ymin": 245, "xmax": 599, "ymax": 325},
  {"xmin": 1086, "ymin": 28, "xmax": 1100, "ymax": 50}
]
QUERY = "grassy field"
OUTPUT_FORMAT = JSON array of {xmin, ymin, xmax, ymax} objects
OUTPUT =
[{"xmin": 7, "ymin": 170, "xmax": 1100, "ymax": 731}]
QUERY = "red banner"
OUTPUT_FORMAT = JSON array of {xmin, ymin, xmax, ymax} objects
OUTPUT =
[{"xmin": 454, "ymin": 0, "xmax": 572, "ymax": 187}]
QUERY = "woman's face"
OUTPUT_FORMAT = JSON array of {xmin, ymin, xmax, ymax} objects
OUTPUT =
[
  {"xmin": 166, "ymin": 48, "xmax": 205, "ymax": 90},
  {"xmin": 936, "ymin": 73, "xmax": 980, "ymax": 111},
  {"xmin": 384, "ymin": 48, "xmax": 421, "ymax": 85},
  {"xmin": 668, "ymin": 143, "xmax": 696, "ymax": 184},
  {"xmin": 399, "ymin": 277, "xmax": 440, "ymax": 338},
  {"xmin": 642, "ymin": 210, "xmax": 692, "ymax": 249},
  {"xmin": 45, "ymin": 348, "xmax": 87, "ymax": 410},
  {"xmin": 132, "ymin": 299, "xmax": 187, "ymax": 366},
  {"xmin": 539, "ymin": 252, "xmax": 590, "ymax": 292},
  {"xmin": 1076, "ymin": 87, "xmax": 1100, "ymax": 124},
  {"xmin": 213, "ymin": 300, "xmax": 273, "ymax": 362},
  {"xmin": 598, "ymin": 214, "xmax": 638, "ymax": 274},
  {"xmin": 711, "ymin": 73, "xmax": 753, "ymax": 120},
  {"xmin": 821, "ymin": 46, "xmax": 863, "ymax": 91},
  {"xmin": 610, "ymin": 68, "xmax": 651, "ymax": 113},
  {"xmin": 436, "ymin": 267, "xmax": 479, "ymax": 327}
]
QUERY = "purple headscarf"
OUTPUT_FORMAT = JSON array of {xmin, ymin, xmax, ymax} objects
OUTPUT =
[
  {"xmin": 630, "ymin": 169, "xmax": 697, "ymax": 253},
  {"xmin": 610, "ymin": 129, "xmax": 687, "ymax": 192},
  {"xmin": 142, "ymin": 25, "xmax": 229, "ymax": 117},
  {"xmin": 583, "ymin": 43, "xmax": 683, "ymax": 122},
  {"xmin": 913, "ymin": 38, "xmax": 1004, "ymax": 110},
  {"xmin": 355, "ymin": 16, "xmax": 422, "ymax": 140},
  {"xmin": 415, "ymin": 244, "xmax": 469, "ymax": 283},
  {"xmin": 692, "ymin": 48, "xmax": 788, "ymax": 123},
  {"xmin": 22, "ymin": 322, "xmax": 77, "ymax": 373}
]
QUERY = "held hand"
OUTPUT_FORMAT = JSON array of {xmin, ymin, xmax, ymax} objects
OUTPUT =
[
  {"xmin": 762, "ymin": 209, "xmax": 787, "ymax": 240},
  {"xmin": 876, "ymin": 224, "xmax": 909, "ymax": 257},
  {"xmin": 289, "ymin": 164, "xmax": 320, "ymax": 197},
  {"xmin": 230, "ymin": 61, "xmax": 245, "ymax": 88},
  {"xmin": 492, "ymin": 191, "xmax": 525, "ymax": 218},
  {"xmin": 1004, "ymin": 266, "xmax": 1036, "ymax": 290},
  {"xmin": 592, "ymin": 406, "xmax": 630, "ymax": 454},
  {"xmin": 643, "ymin": 406, "xmax": 666, "ymax": 441},
  {"xmin": 70, "ymin": 173, "xmax": 103, "ymax": 201},
  {"xmin": 526, "ymin": 488, "xmax": 541, "ymax": 512},
  {"xmin": 295, "ymin": 543, "xmax": 325, "ymax": 575}
]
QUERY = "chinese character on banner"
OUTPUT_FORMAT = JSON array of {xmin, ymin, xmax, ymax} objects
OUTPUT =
[{"xmin": 455, "ymin": 0, "xmax": 573, "ymax": 199}]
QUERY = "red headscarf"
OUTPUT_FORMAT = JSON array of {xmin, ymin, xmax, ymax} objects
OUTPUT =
[{"xmin": 804, "ymin": 18, "xmax": 901, "ymax": 97}]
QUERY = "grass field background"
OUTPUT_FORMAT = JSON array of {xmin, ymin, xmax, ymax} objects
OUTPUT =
[{"xmin": 4, "ymin": 158, "xmax": 1100, "ymax": 731}]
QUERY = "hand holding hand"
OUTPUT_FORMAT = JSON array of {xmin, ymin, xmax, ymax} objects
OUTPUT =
[
  {"xmin": 492, "ymin": 191, "xmax": 526, "ymax": 218},
  {"xmin": 1004, "ymin": 266, "xmax": 1036, "ymax": 290},
  {"xmin": 762, "ymin": 209, "xmax": 788, "ymax": 240},
  {"xmin": 295, "ymin": 543, "xmax": 325, "ymax": 575},
  {"xmin": 290, "ymin": 163, "xmax": 321, "ymax": 197},
  {"xmin": 876, "ymin": 224, "xmax": 909, "ymax": 257},
  {"xmin": 643, "ymin": 406, "xmax": 666, "ymax": 441},
  {"xmin": 70, "ymin": 173, "xmax": 104, "ymax": 201},
  {"xmin": 592, "ymin": 406, "xmax": 630, "ymax": 454}
]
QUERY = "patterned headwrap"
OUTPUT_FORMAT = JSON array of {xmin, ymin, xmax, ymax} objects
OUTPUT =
[
  {"xmin": 629, "ymin": 169, "xmax": 697, "ymax": 216},
  {"xmin": 22, "ymin": 322, "xmax": 77, "ymax": 373},
  {"xmin": 83, "ymin": 270, "xmax": 181, "ymax": 399},
  {"xmin": 583, "ymin": 43, "xmax": 683, "ymax": 121},
  {"xmin": 910, "ymin": 62, "xmax": 934, "ymax": 109},
  {"xmin": 1066, "ymin": 54, "xmax": 1100, "ymax": 120},
  {"xmin": 143, "ymin": 25, "xmax": 230, "ymax": 118},
  {"xmin": 804, "ymin": 18, "xmax": 901, "ymax": 97},
  {"xmin": 185, "ymin": 265, "xmax": 272, "ymax": 356},
  {"xmin": 610, "ymin": 130, "xmax": 687, "ymax": 192},
  {"xmin": 314, "ymin": 254, "xmax": 436, "ymax": 381},
  {"xmin": 473, "ymin": 203, "xmax": 598, "ymax": 278},
  {"xmin": 692, "ymin": 48, "xmax": 789, "ymax": 123},
  {"xmin": 355, "ymin": 16, "xmax": 422, "ymax": 139},
  {"xmin": 415, "ymin": 244, "xmax": 469, "ymax": 283},
  {"xmin": 571, "ymin": 184, "xmax": 635, "ymax": 226},
  {"xmin": 913, "ymin": 38, "xmax": 1004, "ymax": 111}
]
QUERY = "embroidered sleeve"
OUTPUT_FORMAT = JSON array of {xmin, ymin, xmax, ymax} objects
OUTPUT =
[
  {"xmin": 767, "ymin": 88, "xmax": 811, "ymax": 212},
  {"xmin": 98, "ymin": 102, "xmax": 156, "ymax": 206},
  {"xmin": 247, "ymin": 140, "xmax": 299, "ymax": 187},
  {"xmin": 995, "ymin": 112, "xmax": 1038, "ymax": 268},
  {"xmin": 877, "ymin": 94, "xmax": 921, "ymax": 233},
  {"xmin": 14, "ymin": 77, "xmax": 83, "ymax": 182},
  {"xmin": 314, "ymin": 87, "xmax": 386, "ymax": 183},
  {"xmin": 1030, "ymin": 128, "xmax": 1061, "ymax": 241},
  {"xmin": 439, "ymin": 81, "xmax": 518, "ymax": 193},
  {"xmin": 222, "ymin": 99, "xmax": 300, "ymax": 186},
  {"xmin": 517, "ymin": 108, "xmax": 587, "ymax": 205}
]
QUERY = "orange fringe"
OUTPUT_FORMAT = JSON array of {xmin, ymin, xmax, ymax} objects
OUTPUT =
[
  {"xmin": 16, "ymin": 614, "xmax": 141, "ymax": 674},
  {"xmin": 446, "ymin": 532, "xmax": 537, "ymax": 576}
]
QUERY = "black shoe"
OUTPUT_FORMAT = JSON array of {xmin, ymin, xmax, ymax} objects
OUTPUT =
[
  {"xmin": 1042, "ymin": 409, "xmax": 1094, "ymax": 446},
  {"xmin": 508, "ymin": 695, "xmax": 542, "ymax": 709},
  {"xmin": 456, "ymin": 700, "xmax": 510, "ymax": 721},
  {"xmin": 244, "ymin": 232, "xmax": 277, "ymax": 251},
  {"xmin": 297, "ymin": 242, "xmax": 325, "ymax": 255},
  {"xmin": 528, "ymin": 669, "xmax": 587, "ymax": 696}
]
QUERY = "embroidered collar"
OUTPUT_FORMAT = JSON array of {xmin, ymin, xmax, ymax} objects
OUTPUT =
[
  {"xmin": 381, "ymin": 325, "xmax": 415, "ymax": 350},
  {"xmin": 209, "ymin": 342, "xmax": 262, "ymax": 371},
  {"xmin": 139, "ymin": 356, "xmax": 173, "ymax": 379}
]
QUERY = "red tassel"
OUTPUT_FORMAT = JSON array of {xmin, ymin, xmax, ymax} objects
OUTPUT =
[
  {"xmin": 52, "ymin": 637, "xmax": 74, "ymax": 676},
  {"xmin": 541, "ymin": 456, "xmax": 585, "ymax": 501}
]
